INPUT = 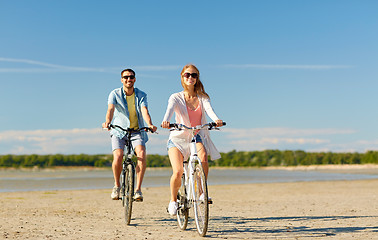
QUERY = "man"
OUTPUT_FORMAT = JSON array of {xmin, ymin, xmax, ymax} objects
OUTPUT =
[{"xmin": 102, "ymin": 68, "xmax": 157, "ymax": 201}]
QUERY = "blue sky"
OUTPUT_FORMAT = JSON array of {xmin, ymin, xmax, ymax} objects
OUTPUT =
[{"xmin": 1, "ymin": 0, "xmax": 378, "ymax": 155}]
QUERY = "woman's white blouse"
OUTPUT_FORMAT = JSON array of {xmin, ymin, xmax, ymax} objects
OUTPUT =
[{"xmin": 162, "ymin": 91, "xmax": 221, "ymax": 160}]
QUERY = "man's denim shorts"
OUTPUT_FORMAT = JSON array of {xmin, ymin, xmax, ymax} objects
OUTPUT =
[
  {"xmin": 111, "ymin": 132, "xmax": 145, "ymax": 152},
  {"xmin": 167, "ymin": 134, "xmax": 202, "ymax": 150}
]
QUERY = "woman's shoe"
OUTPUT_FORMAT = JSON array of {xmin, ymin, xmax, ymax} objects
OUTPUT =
[{"xmin": 167, "ymin": 201, "xmax": 178, "ymax": 216}]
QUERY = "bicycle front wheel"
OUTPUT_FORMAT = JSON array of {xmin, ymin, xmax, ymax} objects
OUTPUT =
[
  {"xmin": 193, "ymin": 163, "xmax": 209, "ymax": 237},
  {"xmin": 124, "ymin": 163, "xmax": 135, "ymax": 225},
  {"xmin": 177, "ymin": 174, "xmax": 188, "ymax": 230}
]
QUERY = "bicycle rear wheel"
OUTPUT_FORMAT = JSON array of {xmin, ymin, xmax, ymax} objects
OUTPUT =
[
  {"xmin": 124, "ymin": 163, "xmax": 134, "ymax": 225},
  {"xmin": 177, "ymin": 174, "xmax": 188, "ymax": 230},
  {"xmin": 193, "ymin": 163, "xmax": 209, "ymax": 236}
]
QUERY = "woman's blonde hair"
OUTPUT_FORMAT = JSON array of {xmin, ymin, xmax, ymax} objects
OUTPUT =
[{"xmin": 180, "ymin": 64, "xmax": 210, "ymax": 99}]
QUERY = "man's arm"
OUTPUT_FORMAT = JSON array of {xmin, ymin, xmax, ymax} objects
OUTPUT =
[
  {"xmin": 102, "ymin": 104, "xmax": 115, "ymax": 129},
  {"xmin": 141, "ymin": 106, "xmax": 157, "ymax": 132}
]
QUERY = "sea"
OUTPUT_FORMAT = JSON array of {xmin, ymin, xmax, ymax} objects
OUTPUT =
[{"xmin": 0, "ymin": 167, "xmax": 377, "ymax": 192}]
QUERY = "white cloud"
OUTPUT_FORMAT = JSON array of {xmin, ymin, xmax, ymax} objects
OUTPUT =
[
  {"xmin": 0, "ymin": 128, "xmax": 168, "ymax": 155},
  {"xmin": 0, "ymin": 126, "xmax": 375, "ymax": 155},
  {"xmin": 0, "ymin": 128, "xmax": 108, "ymax": 154},
  {"xmin": 222, "ymin": 127, "xmax": 356, "ymax": 138},
  {"xmin": 213, "ymin": 127, "xmax": 377, "ymax": 153},
  {"xmin": 0, "ymin": 57, "xmax": 106, "ymax": 72},
  {"xmin": 0, "ymin": 57, "xmax": 181, "ymax": 73},
  {"xmin": 320, "ymin": 140, "xmax": 378, "ymax": 153},
  {"xmin": 229, "ymin": 137, "xmax": 329, "ymax": 146},
  {"xmin": 0, "ymin": 57, "xmax": 352, "ymax": 74}
]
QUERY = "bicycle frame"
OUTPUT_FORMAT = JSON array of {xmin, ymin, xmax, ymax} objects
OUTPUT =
[
  {"xmin": 121, "ymin": 127, "xmax": 136, "ymax": 197},
  {"xmin": 183, "ymin": 131, "xmax": 203, "ymax": 208},
  {"xmin": 120, "ymin": 137, "xmax": 135, "ymax": 201}
]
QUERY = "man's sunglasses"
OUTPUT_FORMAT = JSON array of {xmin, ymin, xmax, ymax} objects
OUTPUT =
[
  {"xmin": 183, "ymin": 72, "xmax": 198, "ymax": 79},
  {"xmin": 122, "ymin": 75, "xmax": 135, "ymax": 79}
]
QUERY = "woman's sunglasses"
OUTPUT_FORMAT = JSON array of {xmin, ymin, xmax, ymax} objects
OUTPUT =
[{"xmin": 183, "ymin": 72, "xmax": 198, "ymax": 79}]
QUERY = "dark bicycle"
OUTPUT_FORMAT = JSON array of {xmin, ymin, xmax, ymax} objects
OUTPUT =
[{"xmin": 108, "ymin": 124, "xmax": 154, "ymax": 225}]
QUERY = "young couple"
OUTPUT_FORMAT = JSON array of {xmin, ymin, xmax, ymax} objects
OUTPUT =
[{"xmin": 102, "ymin": 64, "xmax": 224, "ymax": 216}]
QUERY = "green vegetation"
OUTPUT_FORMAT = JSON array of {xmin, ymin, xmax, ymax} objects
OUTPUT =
[
  {"xmin": 0, "ymin": 150, "xmax": 377, "ymax": 168},
  {"xmin": 0, "ymin": 154, "xmax": 112, "ymax": 168},
  {"xmin": 213, "ymin": 150, "xmax": 378, "ymax": 167}
]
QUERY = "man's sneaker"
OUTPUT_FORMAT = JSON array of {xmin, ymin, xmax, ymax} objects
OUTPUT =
[
  {"xmin": 111, "ymin": 186, "xmax": 120, "ymax": 200},
  {"xmin": 167, "ymin": 201, "xmax": 178, "ymax": 216},
  {"xmin": 134, "ymin": 190, "xmax": 143, "ymax": 202}
]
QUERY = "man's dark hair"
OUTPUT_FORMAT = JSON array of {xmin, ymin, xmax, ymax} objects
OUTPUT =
[{"xmin": 121, "ymin": 68, "xmax": 136, "ymax": 77}]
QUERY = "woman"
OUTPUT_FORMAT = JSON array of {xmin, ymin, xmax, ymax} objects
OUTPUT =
[{"xmin": 161, "ymin": 64, "xmax": 224, "ymax": 215}]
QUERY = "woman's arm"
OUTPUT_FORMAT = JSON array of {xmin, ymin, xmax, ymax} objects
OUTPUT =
[
  {"xmin": 161, "ymin": 95, "xmax": 176, "ymax": 128},
  {"xmin": 202, "ymin": 97, "xmax": 223, "ymax": 127}
]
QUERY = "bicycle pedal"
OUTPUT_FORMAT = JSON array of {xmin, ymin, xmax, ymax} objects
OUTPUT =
[
  {"xmin": 134, "ymin": 198, "xmax": 143, "ymax": 202},
  {"xmin": 208, "ymin": 200, "xmax": 213, "ymax": 204}
]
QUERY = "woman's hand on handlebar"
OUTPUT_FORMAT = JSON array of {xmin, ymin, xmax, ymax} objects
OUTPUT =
[
  {"xmin": 215, "ymin": 119, "xmax": 224, "ymax": 127},
  {"xmin": 102, "ymin": 122, "xmax": 111, "ymax": 130},
  {"xmin": 161, "ymin": 121, "xmax": 170, "ymax": 129}
]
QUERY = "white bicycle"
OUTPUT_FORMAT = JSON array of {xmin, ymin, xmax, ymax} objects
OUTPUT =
[{"xmin": 168, "ymin": 122, "xmax": 226, "ymax": 237}]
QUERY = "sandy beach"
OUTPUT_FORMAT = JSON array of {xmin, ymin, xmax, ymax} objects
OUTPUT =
[{"xmin": 1, "ymin": 178, "xmax": 377, "ymax": 240}]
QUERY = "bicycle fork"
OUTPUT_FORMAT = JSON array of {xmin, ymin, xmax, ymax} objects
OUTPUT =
[
  {"xmin": 188, "ymin": 163, "xmax": 201, "ymax": 204},
  {"xmin": 121, "ymin": 157, "xmax": 134, "ymax": 201}
]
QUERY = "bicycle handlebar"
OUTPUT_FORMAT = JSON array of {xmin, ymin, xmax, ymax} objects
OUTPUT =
[
  {"xmin": 108, "ymin": 124, "xmax": 155, "ymax": 133},
  {"xmin": 168, "ymin": 122, "xmax": 226, "ymax": 130}
]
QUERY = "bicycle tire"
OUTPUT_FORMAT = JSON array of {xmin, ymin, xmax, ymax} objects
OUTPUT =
[
  {"xmin": 193, "ymin": 163, "xmax": 209, "ymax": 237},
  {"xmin": 124, "ymin": 163, "xmax": 134, "ymax": 225},
  {"xmin": 177, "ymin": 174, "xmax": 188, "ymax": 230},
  {"xmin": 121, "ymin": 167, "xmax": 126, "ymax": 204}
]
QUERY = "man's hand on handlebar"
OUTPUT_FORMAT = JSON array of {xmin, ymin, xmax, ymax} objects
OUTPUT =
[
  {"xmin": 148, "ymin": 125, "xmax": 158, "ymax": 133},
  {"xmin": 102, "ymin": 123, "xmax": 157, "ymax": 133}
]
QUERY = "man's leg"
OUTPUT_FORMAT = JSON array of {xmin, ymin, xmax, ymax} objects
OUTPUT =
[
  {"xmin": 134, "ymin": 145, "xmax": 146, "ymax": 193},
  {"xmin": 112, "ymin": 149, "xmax": 124, "ymax": 187},
  {"xmin": 111, "ymin": 148, "xmax": 123, "ymax": 199}
]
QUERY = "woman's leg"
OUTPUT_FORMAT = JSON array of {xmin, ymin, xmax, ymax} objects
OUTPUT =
[
  {"xmin": 196, "ymin": 142, "xmax": 208, "ymax": 178},
  {"xmin": 168, "ymin": 147, "xmax": 184, "ymax": 202},
  {"xmin": 196, "ymin": 142, "xmax": 212, "ymax": 201}
]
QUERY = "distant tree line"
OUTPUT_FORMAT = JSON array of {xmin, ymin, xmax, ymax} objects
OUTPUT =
[
  {"xmin": 0, "ymin": 150, "xmax": 377, "ymax": 168},
  {"xmin": 0, "ymin": 154, "xmax": 112, "ymax": 168},
  {"xmin": 215, "ymin": 150, "xmax": 378, "ymax": 167}
]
